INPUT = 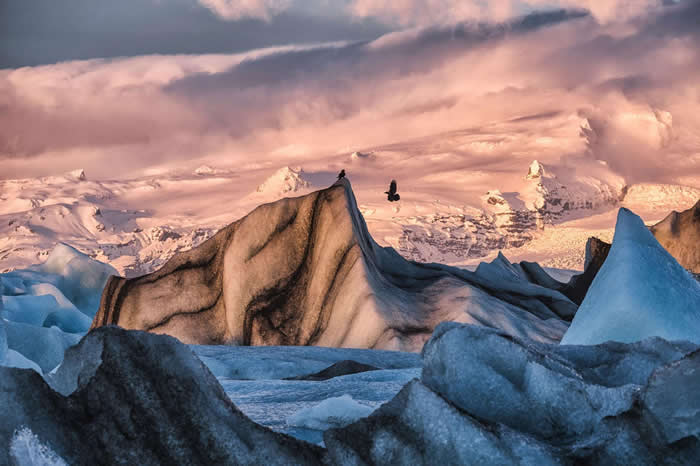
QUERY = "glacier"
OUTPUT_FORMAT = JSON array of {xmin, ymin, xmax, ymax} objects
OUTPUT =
[
  {"xmin": 1, "ymin": 182, "xmax": 699, "ymax": 463},
  {"xmin": 1, "ymin": 323, "xmax": 698, "ymax": 464}
]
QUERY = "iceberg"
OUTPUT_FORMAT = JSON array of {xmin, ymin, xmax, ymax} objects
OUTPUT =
[
  {"xmin": 93, "ymin": 179, "xmax": 575, "ymax": 351},
  {"xmin": 562, "ymin": 208, "xmax": 700, "ymax": 345}
]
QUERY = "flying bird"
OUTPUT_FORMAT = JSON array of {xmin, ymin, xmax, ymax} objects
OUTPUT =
[
  {"xmin": 337, "ymin": 169, "xmax": 346, "ymax": 180},
  {"xmin": 385, "ymin": 180, "xmax": 400, "ymax": 202}
]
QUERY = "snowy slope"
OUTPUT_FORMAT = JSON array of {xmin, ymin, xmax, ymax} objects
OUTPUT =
[
  {"xmin": 562, "ymin": 208, "xmax": 700, "ymax": 345},
  {"xmin": 0, "ymin": 170, "xmax": 223, "ymax": 276},
  {"xmin": 385, "ymin": 159, "xmax": 628, "ymax": 265}
]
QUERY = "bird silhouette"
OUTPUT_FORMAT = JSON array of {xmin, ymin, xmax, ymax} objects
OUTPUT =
[
  {"xmin": 337, "ymin": 169, "xmax": 346, "ymax": 180},
  {"xmin": 385, "ymin": 180, "xmax": 400, "ymax": 202}
]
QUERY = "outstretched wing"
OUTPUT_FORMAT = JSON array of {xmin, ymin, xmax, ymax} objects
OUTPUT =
[{"xmin": 389, "ymin": 180, "xmax": 397, "ymax": 195}]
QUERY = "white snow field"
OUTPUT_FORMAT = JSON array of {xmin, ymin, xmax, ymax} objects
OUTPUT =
[
  {"xmin": 562, "ymin": 208, "xmax": 700, "ymax": 345},
  {"xmin": 1, "ymin": 156, "xmax": 698, "ymax": 278}
]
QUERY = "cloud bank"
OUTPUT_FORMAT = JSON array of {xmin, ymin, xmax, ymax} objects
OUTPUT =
[
  {"xmin": 198, "ymin": 0, "xmax": 292, "ymax": 21},
  {"xmin": 1, "ymin": 1, "xmax": 698, "ymax": 185},
  {"xmin": 199, "ymin": 0, "xmax": 666, "ymax": 24}
]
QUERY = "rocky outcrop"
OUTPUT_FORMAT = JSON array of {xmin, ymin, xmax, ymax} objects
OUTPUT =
[
  {"xmin": 0, "ymin": 327, "xmax": 324, "ymax": 465},
  {"xmin": 324, "ymin": 323, "xmax": 700, "ymax": 465},
  {"xmin": 286, "ymin": 360, "xmax": 380, "ymax": 381},
  {"xmin": 651, "ymin": 199, "xmax": 700, "ymax": 273},
  {"xmin": 92, "ymin": 180, "xmax": 577, "ymax": 350},
  {"xmin": 558, "ymin": 236, "xmax": 611, "ymax": 305}
]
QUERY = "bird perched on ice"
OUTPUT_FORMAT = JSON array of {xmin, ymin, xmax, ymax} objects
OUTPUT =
[
  {"xmin": 337, "ymin": 169, "xmax": 346, "ymax": 180},
  {"xmin": 385, "ymin": 180, "xmax": 400, "ymax": 202}
]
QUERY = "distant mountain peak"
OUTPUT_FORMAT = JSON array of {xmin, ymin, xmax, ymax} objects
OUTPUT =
[
  {"xmin": 255, "ymin": 166, "xmax": 312, "ymax": 196},
  {"xmin": 66, "ymin": 169, "xmax": 87, "ymax": 181},
  {"xmin": 525, "ymin": 160, "xmax": 545, "ymax": 180}
]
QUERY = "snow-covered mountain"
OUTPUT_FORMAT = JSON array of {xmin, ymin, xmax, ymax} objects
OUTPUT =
[
  {"xmin": 1, "ymin": 161, "xmax": 697, "ymax": 276},
  {"xmin": 0, "ymin": 170, "xmax": 217, "ymax": 276},
  {"xmin": 393, "ymin": 159, "xmax": 627, "ymax": 264},
  {"xmin": 254, "ymin": 166, "xmax": 313, "ymax": 197}
]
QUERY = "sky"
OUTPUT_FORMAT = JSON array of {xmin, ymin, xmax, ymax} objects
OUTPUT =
[{"xmin": 1, "ymin": 0, "xmax": 698, "ymax": 185}]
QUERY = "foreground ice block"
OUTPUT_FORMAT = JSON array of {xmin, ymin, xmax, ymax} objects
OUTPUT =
[
  {"xmin": 562, "ymin": 208, "xmax": 700, "ymax": 345},
  {"xmin": 326, "ymin": 323, "xmax": 700, "ymax": 465},
  {"xmin": 0, "ymin": 327, "xmax": 325, "ymax": 465}
]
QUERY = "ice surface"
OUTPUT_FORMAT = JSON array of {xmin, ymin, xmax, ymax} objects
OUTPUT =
[
  {"xmin": 0, "ymin": 244, "xmax": 115, "ymax": 373},
  {"xmin": 421, "ymin": 323, "xmax": 641, "ymax": 439},
  {"xmin": 325, "ymin": 379, "xmax": 561, "ymax": 466},
  {"xmin": 193, "ymin": 344, "xmax": 420, "ymax": 444},
  {"xmin": 2, "ymin": 320, "xmax": 698, "ymax": 463},
  {"xmin": 4, "ymin": 349, "xmax": 43, "ymax": 373},
  {"xmin": 643, "ymin": 350, "xmax": 700, "ymax": 444},
  {"xmin": 4, "ymin": 321, "xmax": 81, "ymax": 373},
  {"xmin": 29, "ymin": 284, "xmax": 92, "ymax": 334},
  {"xmin": 37, "ymin": 243, "xmax": 117, "ymax": 316},
  {"xmin": 0, "ymin": 318, "xmax": 6, "ymax": 364},
  {"xmin": 10, "ymin": 427, "xmax": 67, "ymax": 466},
  {"xmin": 562, "ymin": 208, "xmax": 700, "ymax": 345},
  {"xmin": 0, "ymin": 275, "xmax": 27, "ymax": 295},
  {"xmin": 0, "ymin": 327, "xmax": 326, "ymax": 465},
  {"xmin": 287, "ymin": 395, "xmax": 374, "ymax": 431},
  {"xmin": 1, "ymin": 295, "xmax": 55, "ymax": 326},
  {"xmin": 192, "ymin": 344, "xmax": 420, "ymax": 379},
  {"xmin": 96, "ymin": 180, "xmax": 575, "ymax": 352}
]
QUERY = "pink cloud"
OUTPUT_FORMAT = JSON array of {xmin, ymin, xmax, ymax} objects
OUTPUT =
[{"xmin": 0, "ymin": 2, "xmax": 698, "ymax": 185}]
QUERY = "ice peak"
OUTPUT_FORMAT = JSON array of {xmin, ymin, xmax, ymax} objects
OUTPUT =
[
  {"xmin": 526, "ymin": 160, "xmax": 545, "ymax": 180},
  {"xmin": 613, "ymin": 208, "xmax": 657, "ymax": 246}
]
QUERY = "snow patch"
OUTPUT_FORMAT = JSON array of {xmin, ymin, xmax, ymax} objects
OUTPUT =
[{"xmin": 10, "ymin": 427, "xmax": 67, "ymax": 466}]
